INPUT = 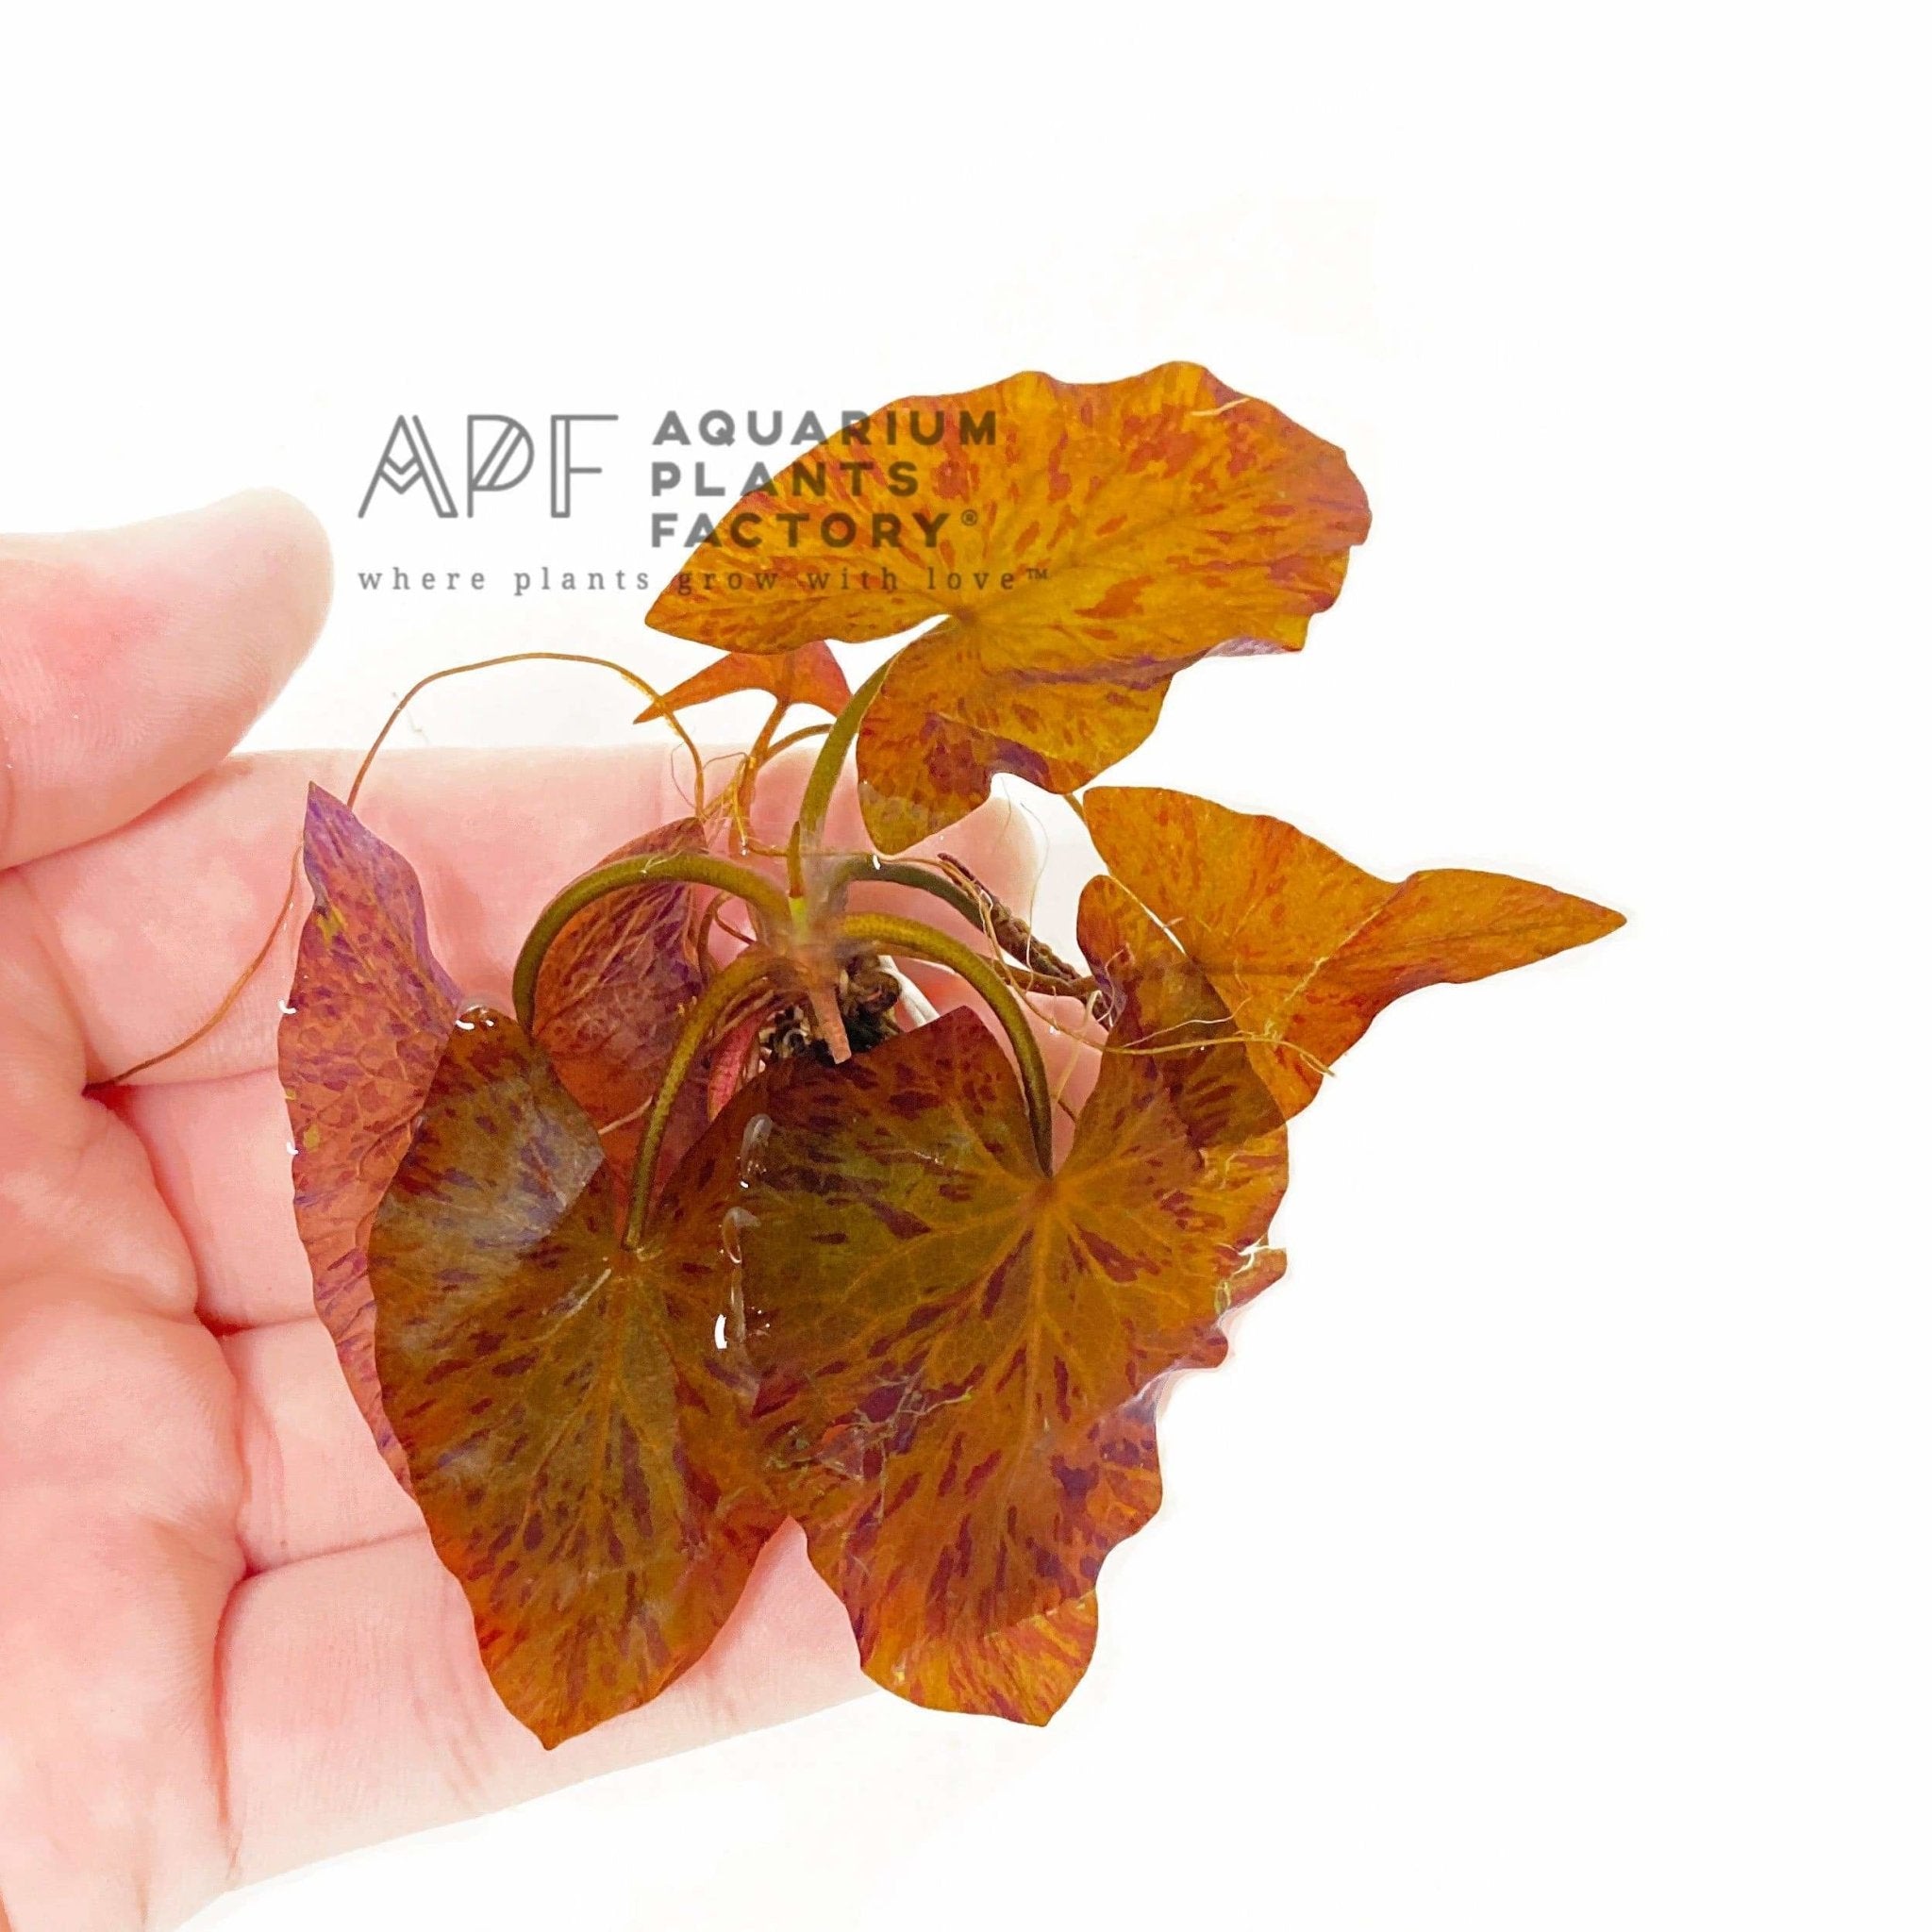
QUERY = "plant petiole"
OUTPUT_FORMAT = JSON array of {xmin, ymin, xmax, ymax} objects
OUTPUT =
[
  {"xmin": 623, "ymin": 945, "xmax": 791, "ymax": 1249},
  {"xmin": 788, "ymin": 656, "xmax": 894, "ymax": 886},
  {"xmin": 824, "ymin": 854, "xmax": 1095, "ymax": 998},
  {"xmin": 513, "ymin": 851, "xmax": 794, "ymax": 1035}
]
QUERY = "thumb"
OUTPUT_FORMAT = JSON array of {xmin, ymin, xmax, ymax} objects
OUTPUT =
[{"xmin": 0, "ymin": 490, "xmax": 332, "ymax": 868}]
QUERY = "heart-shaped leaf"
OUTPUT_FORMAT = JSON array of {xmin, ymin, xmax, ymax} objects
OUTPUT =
[
  {"xmin": 634, "ymin": 639, "xmax": 851, "ymax": 723},
  {"xmin": 1085, "ymin": 785, "xmax": 1626, "ymax": 1119},
  {"xmin": 367, "ymin": 1007, "xmax": 780, "ymax": 1747},
  {"xmin": 646, "ymin": 362, "xmax": 1370, "ymax": 851},
  {"xmin": 740, "ymin": 875, "xmax": 1285, "ymax": 1722},
  {"xmin": 280, "ymin": 794, "xmax": 722, "ymax": 1488},
  {"xmin": 280, "ymin": 785, "xmax": 459, "ymax": 1485}
]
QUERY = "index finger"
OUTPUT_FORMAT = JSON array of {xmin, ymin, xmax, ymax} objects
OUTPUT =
[
  {"xmin": 0, "ymin": 491, "xmax": 330, "ymax": 868},
  {"xmin": 24, "ymin": 742, "xmax": 1049, "ymax": 1087}
]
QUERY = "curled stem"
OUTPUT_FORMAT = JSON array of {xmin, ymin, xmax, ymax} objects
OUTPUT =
[
  {"xmin": 834, "ymin": 910, "xmax": 1057, "ymax": 1174},
  {"xmin": 625, "ymin": 946, "xmax": 785, "ymax": 1248},
  {"xmin": 347, "ymin": 651, "xmax": 708, "ymax": 815},
  {"xmin": 513, "ymin": 852, "xmax": 794, "ymax": 1033}
]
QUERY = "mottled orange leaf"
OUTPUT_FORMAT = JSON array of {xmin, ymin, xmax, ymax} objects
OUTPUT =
[
  {"xmin": 885, "ymin": 1591, "xmax": 1102, "ymax": 1728},
  {"xmin": 529, "ymin": 818, "xmax": 710, "ymax": 1194},
  {"xmin": 741, "ymin": 878, "xmax": 1285, "ymax": 1722},
  {"xmin": 366, "ymin": 1007, "xmax": 780, "ymax": 1747},
  {"xmin": 279, "ymin": 785, "xmax": 459, "ymax": 1485},
  {"xmin": 646, "ymin": 362, "xmax": 1370, "ymax": 852},
  {"xmin": 1085, "ymin": 785, "xmax": 1626, "ymax": 1121},
  {"xmin": 634, "ymin": 639, "xmax": 851, "ymax": 723}
]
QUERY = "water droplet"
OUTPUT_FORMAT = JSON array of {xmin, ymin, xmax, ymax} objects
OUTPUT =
[
  {"xmin": 278, "ymin": 999, "xmax": 298, "ymax": 1017},
  {"xmin": 737, "ymin": 1112, "xmax": 773, "ymax": 1184},
  {"xmin": 284, "ymin": 1139, "xmax": 299, "ymax": 1158},
  {"xmin": 720, "ymin": 1205, "xmax": 759, "ymax": 1265},
  {"xmin": 455, "ymin": 1015, "xmax": 475, "ymax": 1031},
  {"xmin": 713, "ymin": 1312, "xmax": 727, "ymax": 1350}
]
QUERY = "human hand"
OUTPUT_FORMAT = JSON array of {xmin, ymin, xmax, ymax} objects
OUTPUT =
[{"xmin": 0, "ymin": 494, "xmax": 1045, "ymax": 1931}]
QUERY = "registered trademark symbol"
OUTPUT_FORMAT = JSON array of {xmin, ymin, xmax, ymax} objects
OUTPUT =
[{"xmin": 960, "ymin": 509, "xmax": 978, "ymax": 525}]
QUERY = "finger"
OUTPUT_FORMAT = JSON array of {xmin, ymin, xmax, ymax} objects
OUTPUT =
[
  {"xmin": 26, "ymin": 745, "xmax": 1050, "ymax": 1087},
  {"xmin": 113, "ymin": 1069, "xmax": 463, "ymax": 1571},
  {"xmin": 26, "ymin": 745, "xmax": 694, "ymax": 1085},
  {"xmin": 0, "ymin": 1256, "xmax": 241, "ymax": 1932},
  {"xmin": 0, "ymin": 491, "xmax": 331, "ymax": 868},
  {"xmin": 104, "ymin": 1070, "xmax": 312, "ymax": 1327},
  {"xmin": 222, "ymin": 1316, "xmax": 423, "ymax": 1569},
  {"xmin": 219, "ymin": 1522, "xmax": 865, "ymax": 1888}
]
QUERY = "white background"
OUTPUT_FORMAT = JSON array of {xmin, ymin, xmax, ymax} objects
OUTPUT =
[{"xmin": 5, "ymin": 3, "xmax": 1927, "ymax": 1926}]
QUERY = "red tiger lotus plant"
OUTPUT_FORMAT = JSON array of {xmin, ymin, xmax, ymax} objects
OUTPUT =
[{"xmin": 269, "ymin": 362, "xmax": 1622, "ymax": 1746}]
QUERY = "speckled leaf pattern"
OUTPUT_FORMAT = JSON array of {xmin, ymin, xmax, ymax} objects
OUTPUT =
[
  {"xmin": 741, "ymin": 882, "xmax": 1285, "ymax": 1722},
  {"xmin": 1086, "ymin": 786, "xmax": 1626, "ymax": 1120},
  {"xmin": 634, "ymin": 639, "xmax": 851, "ymax": 723},
  {"xmin": 530, "ymin": 818, "xmax": 709, "ymax": 1196},
  {"xmin": 366, "ymin": 1008, "xmax": 780, "ymax": 1748},
  {"xmin": 279, "ymin": 785, "xmax": 460, "ymax": 1485},
  {"xmin": 885, "ymin": 1590, "xmax": 1102, "ymax": 1728},
  {"xmin": 645, "ymin": 362, "xmax": 1370, "ymax": 851}
]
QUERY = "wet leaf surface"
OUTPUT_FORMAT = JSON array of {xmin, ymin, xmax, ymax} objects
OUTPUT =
[
  {"xmin": 279, "ymin": 785, "xmax": 459, "ymax": 1484},
  {"xmin": 1086, "ymin": 786, "xmax": 1626, "ymax": 1119},
  {"xmin": 367, "ymin": 1008, "xmax": 780, "ymax": 1747},
  {"xmin": 635, "ymin": 638, "xmax": 851, "ymax": 723},
  {"xmin": 739, "ymin": 880, "xmax": 1285, "ymax": 1721},
  {"xmin": 646, "ymin": 362, "xmax": 1370, "ymax": 850}
]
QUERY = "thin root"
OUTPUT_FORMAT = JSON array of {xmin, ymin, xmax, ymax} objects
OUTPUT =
[
  {"xmin": 347, "ymin": 650, "xmax": 708, "ymax": 817},
  {"xmin": 95, "ymin": 847, "xmax": 302, "ymax": 1084}
]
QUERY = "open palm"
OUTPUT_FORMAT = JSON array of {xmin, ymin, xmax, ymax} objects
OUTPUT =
[{"xmin": 0, "ymin": 494, "xmax": 1041, "ymax": 1932}]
